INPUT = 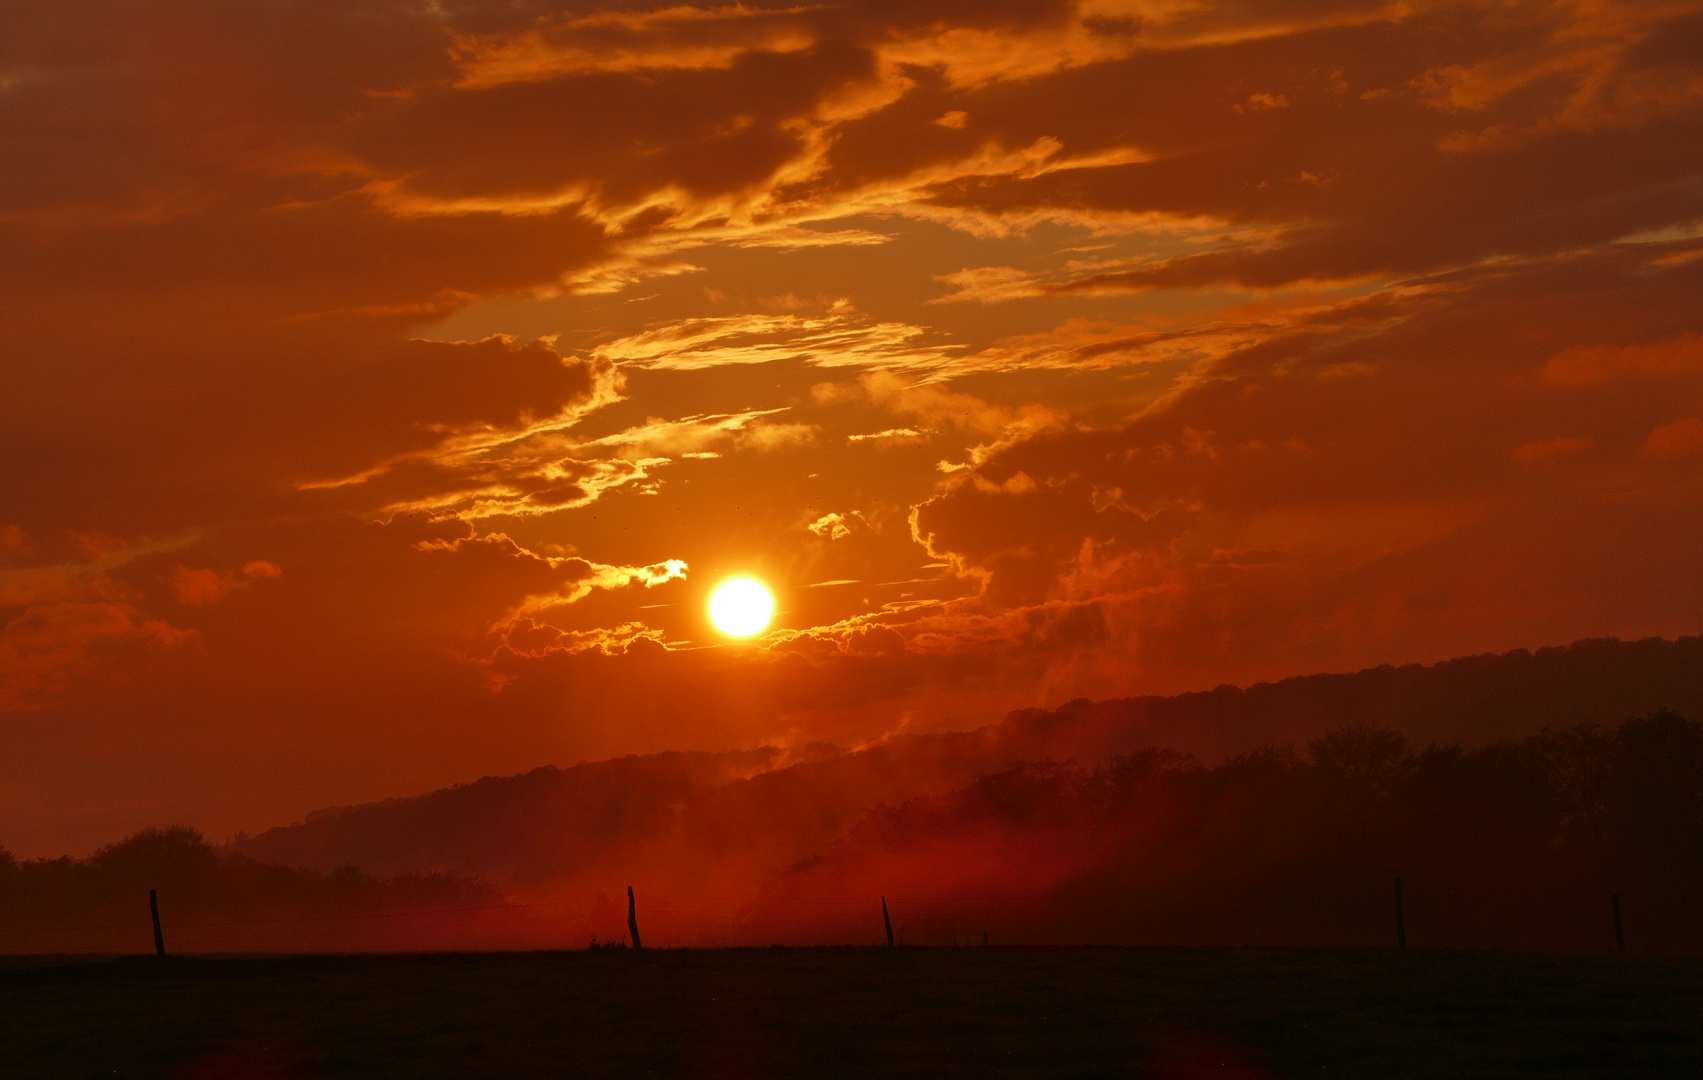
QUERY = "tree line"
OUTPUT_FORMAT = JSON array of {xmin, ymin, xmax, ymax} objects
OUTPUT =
[{"xmin": 782, "ymin": 712, "xmax": 1703, "ymax": 951}]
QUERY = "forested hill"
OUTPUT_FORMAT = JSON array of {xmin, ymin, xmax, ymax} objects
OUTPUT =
[
  {"xmin": 993, "ymin": 634, "xmax": 1703, "ymax": 763},
  {"xmin": 229, "ymin": 636, "xmax": 1703, "ymax": 885}
]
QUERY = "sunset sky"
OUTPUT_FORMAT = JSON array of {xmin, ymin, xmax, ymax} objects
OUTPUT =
[{"xmin": 4, "ymin": 0, "xmax": 1702, "ymax": 857}]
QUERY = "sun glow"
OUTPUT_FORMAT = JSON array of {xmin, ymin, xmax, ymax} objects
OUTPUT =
[{"xmin": 708, "ymin": 578, "xmax": 774, "ymax": 637}]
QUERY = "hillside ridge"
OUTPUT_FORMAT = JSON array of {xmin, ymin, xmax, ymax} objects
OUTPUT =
[{"xmin": 230, "ymin": 635, "xmax": 1703, "ymax": 884}]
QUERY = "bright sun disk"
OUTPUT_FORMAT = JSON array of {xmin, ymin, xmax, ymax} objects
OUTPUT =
[{"xmin": 708, "ymin": 578, "xmax": 774, "ymax": 637}]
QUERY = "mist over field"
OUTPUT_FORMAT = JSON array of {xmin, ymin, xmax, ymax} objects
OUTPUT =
[{"xmin": 7, "ymin": 637, "xmax": 1700, "ymax": 953}]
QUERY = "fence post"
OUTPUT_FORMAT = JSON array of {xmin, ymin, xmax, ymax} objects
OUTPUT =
[
  {"xmin": 882, "ymin": 897, "xmax": 894, "ymax": 947},
  {"xmin": 1395, "ymin": 877, "xmax": 1407, "ymax": 951},
  {"xmin": 627, "ymin": 885, "xmax": 642, "ymax": 950},
  {"xmin": 149, "ymin": 888, "xmax": 166, "ymax": 957},
  {"xmin": 1612, "ymin": 893, "xmax": 1625, "ymax": 954}
]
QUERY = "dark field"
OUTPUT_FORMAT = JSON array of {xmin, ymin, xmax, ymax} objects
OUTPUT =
[{"xmin": 3, "ymin": 948, "xmax": 1701, "ymax": 1079}]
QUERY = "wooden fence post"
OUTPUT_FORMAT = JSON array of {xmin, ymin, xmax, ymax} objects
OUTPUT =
[
  {"xmin": 882, "ymin": 897, "xmax": 894, "ymax": 947},
  {"xmin": 1612, "ymin": 893, "xmax": 1625, "ymax": 954},
  {"xmin": 1395, "ymin": 877, "xmax": 1407, "ymax": 951},
  {"xmin": 149, "ymin": 889, "xmax": 166, "ymax": 957},
  {"xmin": 627, "ymin": 885, "xmax": 642, "ymax": 950}
]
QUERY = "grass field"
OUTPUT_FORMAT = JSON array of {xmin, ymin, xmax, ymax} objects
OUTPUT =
[{"xmin": 3, "ymin": 947, "xmax": 1700, "ymax": 1078}]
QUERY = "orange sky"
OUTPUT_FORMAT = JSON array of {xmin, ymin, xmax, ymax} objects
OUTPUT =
[{"xmin": 3, "ymin": 0, "xmax": 1702, "ymax": 857}]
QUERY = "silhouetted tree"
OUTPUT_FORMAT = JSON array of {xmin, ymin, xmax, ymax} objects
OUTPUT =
[
  {"xmin": 1608, "ymin": 710, "xmax": 1703, "ymax": 858},
  {"xmin": 0, "ymin": 827, "xmax": 504, "ymax": 952},
  {"xmin": 785, "ymin": 713, "xmax": 1703, "ymax": 951}
]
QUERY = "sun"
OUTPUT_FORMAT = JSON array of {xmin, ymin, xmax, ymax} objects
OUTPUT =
[{"xmin": 708, "ymin": 578, "xmax": 774, "ymax": 637}]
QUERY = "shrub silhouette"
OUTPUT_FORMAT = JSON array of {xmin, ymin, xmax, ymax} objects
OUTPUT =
[{"xmin": 0, "ymin": 826, "xmax": 503, "ymax": 952}]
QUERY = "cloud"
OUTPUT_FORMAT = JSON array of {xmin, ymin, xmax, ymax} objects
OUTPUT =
[
  {"xmin": 808, "ymin": 513, "xmax": 859, "ymax": 540},
  {"xmin": 506, "ymin": 555, "xmax": 691, "ymax": 622},
  {"xmin": 451, "ymin": 6, "xmax": 820, "ymax": 87},
  {"xmin": 570, "ymin": 409, "xmax": 817, "ymax": 462},
  {"xmin": 1642, "ymin": 416, "xmax": 1703, "ymax": 458},
  {"xmin": 1421, "ymin": 1, "xmax": 1703, "ymax": 151},
  {"xmin": 816, "ymin": 371, "xmax": 1065, "ymax": 444},
  {"xmin": 170, "ymin": 561, "xmax": 283, "ymax": 606},
  {"xmin": 1542, "ymin": 333, "xmax": 1703, "ymax": 385},
  {"xmin": 280, "ymin": 337, "xmax": 647, "ymax": 521},
  {"xmin": 929, "ymin": 266, "xmax": 1044, "ymax": 305},
  {"xmin": 1512, "ymin": 436, "xmax": 1595, "ymax": 467},
  {"xmin": 2, "ymin": 582, "xmax": 193, "ymax": 710},
  {"xmin": 846, "ymin": 428, "xmax": 926, "ymax": 446},
  {"xmin": 838, "ymin": 4, "xmax": 1703, "ymax": 290},
  {"xmin": 594, "ymin": 309, "xmax": 963, "ymax": 371},
  {"xmin": 1, "ymin": 603, "xmax": 190, "ymax": 700},
  {"xmin": 896, "ymin": 243, "xmax": 1703, "ymax": 692},
  {"xmin": 1237, "ymin": 92, "xmax": 1290, "ymax": 113},
  {"xmin": 495, "ymin": 617, "xmax": 670, "ymax": 658}
]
